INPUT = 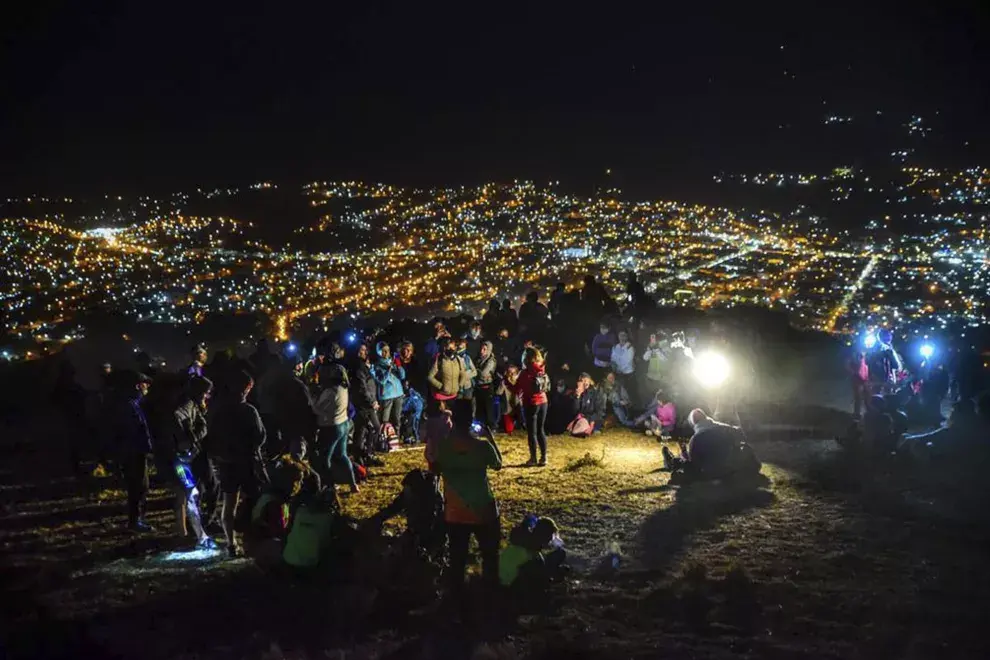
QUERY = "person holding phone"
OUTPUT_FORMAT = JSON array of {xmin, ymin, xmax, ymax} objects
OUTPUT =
[{"xmin": 433, "ymin": 400, "xmax": 503, "ymax": 602}]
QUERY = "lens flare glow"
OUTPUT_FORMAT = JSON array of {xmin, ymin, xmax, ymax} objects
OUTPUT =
[
  {"xmin": 919, "ymin": 343, "xmax": 935, "ymax": 359},
  {"xmin": 693, "ymin": 351, "xmax": 730, "ymax": 389},
  {"xmin": 863, "ymin": 333, "xmax": 877, "ymax": 349}
]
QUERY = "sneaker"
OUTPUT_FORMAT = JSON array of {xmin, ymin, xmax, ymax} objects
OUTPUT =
[
  {"xmin": 128, "ymin": 520, "xmax": 155, "ymax": 533},
  {"xmin": 196, "ymin": 537, "xmax": 219, "ymax": 551},
  {"xmin": 524, "ymin": 457, "xmax": 538, "ymax": 467},
  {"xmin": 644, "ymin": 429, "xmax": 654, "ymax": 436},
  {"xmin": 661, "ymin": 446, "xmax": 675, "ymax": 472},
  {"xmin": 538, "ymin": 456, "xmax": 547, "ymax": 467}
]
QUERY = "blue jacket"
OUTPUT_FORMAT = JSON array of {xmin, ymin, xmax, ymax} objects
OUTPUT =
[{"xmin": 372, "ymin": 357, "xmax": 406, "ymax": 401}]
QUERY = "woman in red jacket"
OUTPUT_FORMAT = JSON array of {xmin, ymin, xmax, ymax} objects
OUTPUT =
[{"xmin": 513, "ymin": 347, "xmax": 550, "ymax": 466}]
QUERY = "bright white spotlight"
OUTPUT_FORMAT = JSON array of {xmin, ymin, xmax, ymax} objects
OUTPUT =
[
  {"xmin": 919, "ymin": 343, "xmax": 935, "ymax": 359},
  {"xmin": 863, "ymin": 333, "xmax": 877, "ymax": 349},
  {"xmin": 693, "ymin": 351, "xmax": 730, "ymax": 389}
]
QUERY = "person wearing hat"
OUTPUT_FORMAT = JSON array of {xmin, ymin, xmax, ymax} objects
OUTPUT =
[
  {"xmin": 108, "ymin": 370, "xmax": 155, "ymax": 531},
  {"xmin": 165, "ymin": 376, "xmax": 217, "ymax": 548}
]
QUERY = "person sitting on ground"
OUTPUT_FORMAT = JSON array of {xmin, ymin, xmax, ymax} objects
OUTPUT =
[
  {"xmin": 499, "ymin": 516, "xmax": 567, "ymax": 599},
  {"xmin": 634, "ymin": 388, "xmax": 677, "ymax": 439},
  {"xmin": 601, "ymin": 370, "xmax": 636, "ymax": 428},
  {"xmin": 662, "ymin": 409, "xmax": 760, "ymax": 481},
  {"xmin": 568, "ymin": 372, "xmax": 605, "ymax": 436},
  {"xmin": 902, "ymin": 397, "xmax": 983, "ymax": 461},
  {"xmin": 547, "ymin": 379, "xmax": 574, "ymax": 435},
  {"xmin": 496, "ymin": 364, "xmax": 524, "ymax": 434},
  {"xmin": 281, "ymin": 487, "xmax": 340, "ymax": 574},
  {"xmin": 434, "ymin": 400, "xmax": 503, "ymax": 601},
  {"xmin": 368, "ymin": 468, "xmax": 446, "ymax": 562}
]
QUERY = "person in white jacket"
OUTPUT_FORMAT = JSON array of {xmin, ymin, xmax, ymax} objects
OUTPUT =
[
  {"xmin": 312, "ymin": 363, "xmax": 359, "ymax": 492},
  {"xmin": 610, "ymin": 330, "xmax": 637, "ymax": 405}
]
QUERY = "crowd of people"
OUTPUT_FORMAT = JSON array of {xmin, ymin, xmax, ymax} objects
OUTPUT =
[{"xmin": 47, "ymin": 271, "xmax": 990, "ymax": 604}]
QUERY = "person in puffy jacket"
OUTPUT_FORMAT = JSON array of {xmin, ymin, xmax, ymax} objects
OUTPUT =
[
  {"xmin": 427, "ymin": 338, "xmax": 464, "ymax": 401},
  {"xmin": 372, "ymin": 341, "xmax": 406, "ymax": 432},
  {"xmin": 474, "ymin": 341, "xmax": 498, "ymax": 429},
  {"xmin": 511, "ymin": 347, "xmax": 550, "ymax": 466},
  {"xmin": 455, "ymin": 338, "xmax": 478, "ymax": 403}
]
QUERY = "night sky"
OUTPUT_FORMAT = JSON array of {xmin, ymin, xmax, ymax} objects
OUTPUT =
[{"xmin": 2, "ymin": 2, "xmax": 988, "ymax": 197}]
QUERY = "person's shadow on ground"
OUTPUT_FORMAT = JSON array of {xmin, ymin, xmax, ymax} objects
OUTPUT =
[{"xmin": 637, "ymin": 475, "xmax": 774, "ymax": 574}]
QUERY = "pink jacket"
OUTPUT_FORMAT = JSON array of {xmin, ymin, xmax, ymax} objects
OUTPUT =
[{"xmin": 656, "ymin": 402, "xmax": 677, "ymax": 429}]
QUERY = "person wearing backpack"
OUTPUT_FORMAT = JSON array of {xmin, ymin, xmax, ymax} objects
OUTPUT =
[{"xmin": 512, "ymin": 347, "xmax": 551, "ymax": 466}]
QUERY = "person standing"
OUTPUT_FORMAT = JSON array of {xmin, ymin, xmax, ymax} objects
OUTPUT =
[
  {"xmin": 351, "ymin": 343, "xmax": 383, "ymax": 465},
  {"xmin": 434, "ymin": 400, "xmax": 503, "ymax": 600},
  {"xmin": 165, "ymin": 376, "xmax": 216, "ymax": 548},
  {"xmin": 110, "ymin": 370, "xmax": 155, "ymax": 531},
  {"xmin": 373, "ymin": 341, "xmax": 406, "ymax": 433},
  {"xmin": 188, "ymin": 343, "xmax": 208, "ymax": 378},
  {"xmin": 396, "ymin": 341, "xmax": 426, "ymax": 443},
  {"xmin": 455, "ymin": 338, "xmax": 478, "ymax": 409},
  {"xmin": 641, "ymin": 332, "xmax": 669, "ymax": 403},
  {"xmin": 591, "ymin": 323, "xmax": 616, "ymax": 377},
  {"xmin": 848, "ymin": 351, "xmax": 870, "ymax": 418},
  {"xmin": 313, "ymin": 363, "xmax": 359, "ymax": 492},
  {"xmin": 512, "ymin": 347, "xmax": 551, "ymax": 466},
  {"xmin": 464, "ymin": 321, "xmax": 484, "ymax": 361},
  {"xmin": 474, "ymin": 341, "xmax": 498, "ymax": 429},
  {"xmin": 427, "ymin": 338, "xmax": 464, "ymax": 402},
  {"xmin": 610, "ymin": 330, "xmax": 636, "ymax": 404},
  {"xmin": 518, "ymin": 290, "xmax": 550, "ymax": 340},
  {"xmin": 206, "ymin": 369, "xmax": 267, "ymax": 557}
]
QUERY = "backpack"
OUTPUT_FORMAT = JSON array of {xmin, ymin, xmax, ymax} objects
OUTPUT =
[
  {"xmin": 534, "ymin": 372, "xmax": 551, "ymax": 394},
  {"xmin": 402, "ymin": 469, "xmax": 444, "ymax": 540}
]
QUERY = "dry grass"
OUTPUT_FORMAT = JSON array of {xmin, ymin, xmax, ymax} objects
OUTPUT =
[{"xmin": 4, "ymin": 421, "xmax": 990, "ymax": 659}]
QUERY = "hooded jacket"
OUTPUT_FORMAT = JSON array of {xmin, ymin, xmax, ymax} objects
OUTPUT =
[
  {"xmin": 372, "ymin": 343, "xmax": 405, "ymax": 401},
  {"xmin": 474, "ymin": 342, "xmax": 497, "ymax": 387},
  {"xmin": 457, "ymin": 349, "xmax": 477, "ymax": 395}
]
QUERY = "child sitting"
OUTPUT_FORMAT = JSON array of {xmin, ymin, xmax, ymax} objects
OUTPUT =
[
  {"xmin": 499, "ymin": 516, "xmax": 568, "ymax": 601},
  {"xmin": 635, "ymin": 389, "xmax": 677, "ymax": 439}
]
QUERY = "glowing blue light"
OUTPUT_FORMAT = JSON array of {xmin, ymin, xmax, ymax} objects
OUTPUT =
[
  {"xmin": 920, "ymin": 343, "xmax": 935, "ymax": 359},
  {"xmin": 346, "ymin": 332, "xmax": 358, "ymax": 344},
  {"xmin": 286, "ymin": 342, "xmax": 297, "ymax": 354},
  {"xmin": 863, "ymin": 333, "xmax": 877, "ymax": 349}
]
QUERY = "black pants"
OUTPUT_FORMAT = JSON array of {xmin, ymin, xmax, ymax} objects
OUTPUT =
[
  {"xmin": 475, "ymin": 385, "xmax": 496, "ymax": 429},
  {"xmin": 353, "ymin": 408, "xmax": 381, "ymax": 457},
  {"xmin": 447, "ymin": 519, "xmax": 500, "ymax": 593},
  {"xmin": 524, "ymin": 403, "xmax": 548, "ymax": 460},
  {"xmin": 381, "ymin": 396, "xmax": 404, "ymax": 430},
  {"xmin": 120, "ymin": 452, "xmax": 149, "ymax": 524}
]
